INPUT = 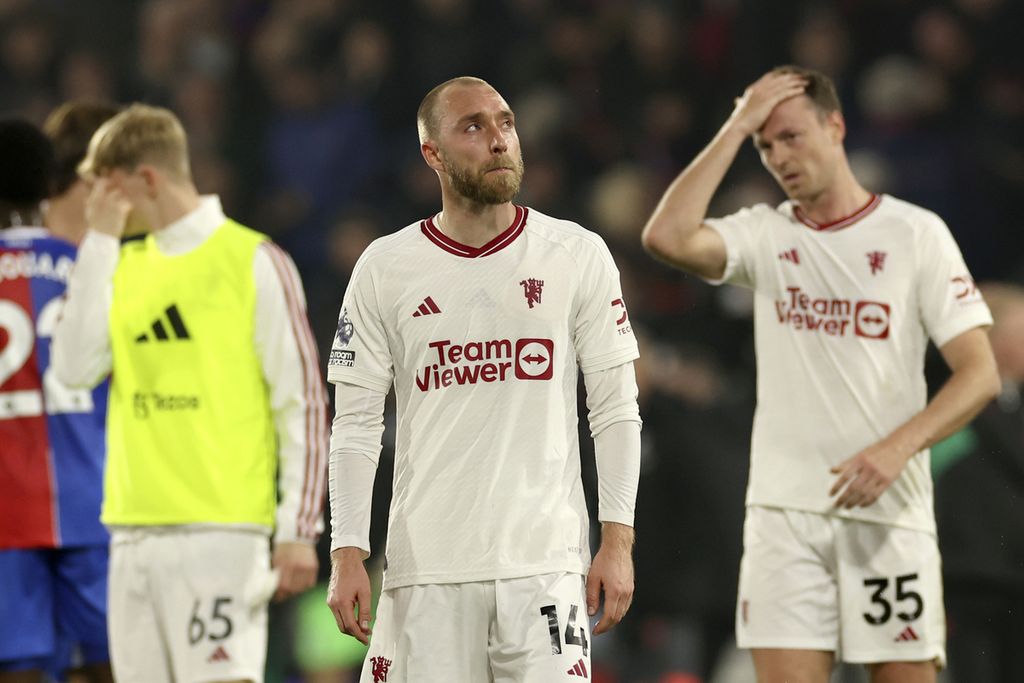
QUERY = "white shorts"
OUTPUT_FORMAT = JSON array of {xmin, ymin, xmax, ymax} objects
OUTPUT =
[
  {"xmin": 361, "ymin": 572, "xmax": 591, "ymax": 683},
  {"xmin": 736, "ymin": 506, "xmax": 945, "ymax": 666},
  {"xmin": 108, "ymin": 527, "xmax": 278, "ymax": 683}
]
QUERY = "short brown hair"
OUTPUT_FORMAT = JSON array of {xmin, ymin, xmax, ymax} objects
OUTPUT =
[
  {"xmin": 416, "ymin": 76, "xmax": 493, "ymax": 143},
  {"xmin": 78, "ymin": 103, "xmax": 191, "ymax": 182},
  {"xmin": 771, "ymin": 65, "xmax": 842, "ymax": 117},
  {"xmin": 43, "ymin": 100, "xmax": 121, "ymax": 196}
]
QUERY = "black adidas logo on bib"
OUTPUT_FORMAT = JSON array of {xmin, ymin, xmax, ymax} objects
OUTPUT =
[{"xmin": 135, "ymin": 304, "xmax": 191, "ymax": 343}]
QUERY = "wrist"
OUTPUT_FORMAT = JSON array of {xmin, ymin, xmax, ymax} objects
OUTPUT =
[
  {"xmin": 599, "ymin": 521, "xmax": 635, "ymax": 552},
  {"xmin": 331, "ymin": 545, "xmax": 368, "ymax": 565}
]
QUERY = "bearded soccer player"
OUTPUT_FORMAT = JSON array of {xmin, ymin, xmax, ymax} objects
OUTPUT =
[
  {"xmin": 52, "ymin": 104, "xmax": 328, "ymax": 683},
  {"xmin": 641, "ymin": 66, "xmax": 999, "ymax": 683},
  {"xmin": 326, "ymin": 76, "xmax": 642, "ymax": 682}
]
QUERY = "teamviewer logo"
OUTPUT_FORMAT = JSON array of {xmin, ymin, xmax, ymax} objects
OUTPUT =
[
  {"xmin": 514, "ymin": 338, "xmax": 554, "ymax": 380},
  {"xmin": 854, "ymin": 301, "xmax": 891, "ymax": 339}
]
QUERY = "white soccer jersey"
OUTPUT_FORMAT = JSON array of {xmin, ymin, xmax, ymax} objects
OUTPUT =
[
  {"xmin": 706, "ymin": 194, "xmax": 991, "ymax": 533},
  {"xmin": 327, "ymin": 206, "xmax": 639, "ymax": 588}
]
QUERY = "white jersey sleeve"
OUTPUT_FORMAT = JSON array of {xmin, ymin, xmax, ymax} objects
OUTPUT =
[
  {"xmin": 327, "ymin": 253, "xmax": 394, "ymax": 393},
  {"xmin": 703, "ymin": 204, "xmax": 775, "ymax": 288},
  {"xmin": 573, "ymin": 235, "xmax": 640, "ymax": 372},
  {"xmin": 914, "ymin": 213, "xmax": 992, "ymax": 346}
]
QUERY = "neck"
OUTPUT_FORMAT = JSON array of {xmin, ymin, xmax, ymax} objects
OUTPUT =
[
  {"xmin": 150, "ymin": 182, "xmax": 202, "ymax": 231},
  {"xmin": 437, "ymin": 192, "xmax": 516, "ymax": 248},
  {"xmin": 794, "ymin": 162, "xmax": 872, "ymax": 225},
  {"xmin": 45, "ymin": 183, "xmax": 89, "ymax": 244}
]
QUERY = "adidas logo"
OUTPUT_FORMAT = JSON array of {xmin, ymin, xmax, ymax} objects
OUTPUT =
[
  {"xmin": 894, "ymin": 625, "xmax": 920, "ymax": 642},
  {"xmin": 411, "ymin": 296, "xmax": 442, "ymax": 318},
  {"xmin": 207, "ymin": 645, "xmax": 230, "ymax": 663},
  {"xmin": 135, "ymin": 304, "xmax": 190, "ymax": 343},
  {"xmin": 567, "ymin": 658, "xmax": 589, "ymax": 678},
  {"xmin": 778, "ymin": 248, "xmax": 800, "ymax": 265}
]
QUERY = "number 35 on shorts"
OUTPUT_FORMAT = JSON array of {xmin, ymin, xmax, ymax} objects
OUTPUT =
[{"xmin": 862, "ymin": 573, "xmax": 924, "ymax": 626}]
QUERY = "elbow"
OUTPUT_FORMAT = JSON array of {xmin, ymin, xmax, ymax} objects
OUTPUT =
[
  {"xmin": 640, "ymin": 221, "xmax": 678, "ymax": 264},
  {"xmin": 640, "ymin": 221, "xmax": 670, "ymax": 259}
]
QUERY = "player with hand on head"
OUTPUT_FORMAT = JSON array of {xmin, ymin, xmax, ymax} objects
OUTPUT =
[
  {"xmin": 326, "ymin": 76, "xmax": 642, "ymax": 682},
  {"xmin": 51, "ymin": 104, "xmax": 328, "ymax": 683},
  {"xmin": 641, "ymin": 66, "xmax": 999, "ymax": 683}
]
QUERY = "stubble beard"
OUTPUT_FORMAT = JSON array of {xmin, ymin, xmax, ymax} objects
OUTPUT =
[{"xmin": 444, "ymin": 153, "xmax": 525, "ymax": 205}]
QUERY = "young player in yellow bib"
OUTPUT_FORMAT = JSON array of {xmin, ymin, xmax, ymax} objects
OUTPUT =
[
  {"xmin": 641, "ymin": 66, "xmax": 1000, "ymax": 683},
  {"xmin": 326, "ymin": 76, "xmax": 642, "ymax": 682},
  {"xmin": 52, "ymin": 104, "xmax": 328, "ymax": 683}
]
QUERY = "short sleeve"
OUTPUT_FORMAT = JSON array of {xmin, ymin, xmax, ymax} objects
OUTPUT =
[
  {"xmin": 915, "ymin": 214, "xmax": 992, "ymax": 348},
  {"xmin": 573, "ymin": 237, "xmax": 640, "ymax": 373},
  {"xmin": 326, "ymin": 256, "xmax": 394, "ymax": 392},
  {"xmin": 703, "ymin": 204, "xmax": 771, "ymax": 288}
]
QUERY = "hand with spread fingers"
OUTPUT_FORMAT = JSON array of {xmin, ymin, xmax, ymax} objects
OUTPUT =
[
  {"xmin": 829, "ymin": 439, "xmax": 912, "ymax": 509},
  {"xmin": 727, "ymin": 71, "xmax": 809, "ymax": 138},
  {"xmin": 586, "ymin": 522, "xmax": 635, "ymax": 635},
  {"xmin": 327, "ymin": 547, "xmax": 373, "ymax": 645}
]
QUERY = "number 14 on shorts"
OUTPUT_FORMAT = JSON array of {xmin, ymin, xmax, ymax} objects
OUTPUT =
[{"xmin": 539, "ymin": 603, "xmax": 589, "ymax": 656}]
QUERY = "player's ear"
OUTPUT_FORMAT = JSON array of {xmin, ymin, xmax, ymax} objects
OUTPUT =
[
  {"xmin": 827, "ymin": 110, "xmax": 845, "ymax": 144},
  {"xmin": 137, "ymin": 164, "xmax": 161, "ymax": 197},
  {"xmin": 420, "ymin": 141, "xmax": 444, "ymax": 172}
]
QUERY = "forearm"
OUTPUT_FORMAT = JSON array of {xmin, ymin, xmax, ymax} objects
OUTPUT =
[
  {"xmin": 254, "ymin": 244, "xmax": 329, "ymax": 543},
  {"xmin": 52, "ymin": 230, "xmax": 117, "ymax": 388},
  {"xmin": 885, "ymin": 357, "xmax": 999, "ymax": 459},
  {"xmin": 598, "ymin": 521, "xmax": 635, "ymax": 552},
  {"xmin": 641, "ymin": 121, "xmax": 746, "ymax": 262},
  {"xmin": 328, "ymin": 382, "xmax": 386, "ymax": 555},
  {"xmin": 584, "ymin": 363, "xmax": 642, "ymax": 526}
]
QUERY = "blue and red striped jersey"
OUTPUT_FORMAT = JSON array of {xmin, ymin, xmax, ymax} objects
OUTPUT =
[{"xmin": 0, "ymin": 227, "xmax": 108, "ymax": 548}]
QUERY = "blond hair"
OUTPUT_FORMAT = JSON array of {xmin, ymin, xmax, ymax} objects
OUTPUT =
[{"xmin": 78, "ymin": 103, "xmax": 191, "ymax": 182}]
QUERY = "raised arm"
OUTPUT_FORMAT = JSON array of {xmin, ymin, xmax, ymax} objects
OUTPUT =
[
  {"xmin": 52, "ymin": 179, "xmax": 130, "ymax": 388},
  {"xmin": 641, "ymin": 72, "xmax": 807, "ymax": 279}
]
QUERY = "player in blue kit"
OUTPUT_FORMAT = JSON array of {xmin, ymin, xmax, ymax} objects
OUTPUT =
[{"xmin": 0, "ymin": 113, "xmax": 116, "ymax": 683}]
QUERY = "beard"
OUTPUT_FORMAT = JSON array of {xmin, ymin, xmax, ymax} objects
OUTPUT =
[{"xmin": 443, "ymin": 152, "xmax": 524, "ymax": 205}]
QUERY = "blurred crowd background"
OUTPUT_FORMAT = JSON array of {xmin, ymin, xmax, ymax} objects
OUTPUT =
[{"xmin": 4, "ymin": 0, "xmax": 1022, "ymax": 682}]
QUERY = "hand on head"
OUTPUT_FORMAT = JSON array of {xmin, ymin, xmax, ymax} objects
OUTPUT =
[
  {"xmin": 729, "ymin": 72, "xmax": 809, "ymax": 137},
  {"xmin": 84, "ymin": 177, "xmax": 131, "ymax": 238}
]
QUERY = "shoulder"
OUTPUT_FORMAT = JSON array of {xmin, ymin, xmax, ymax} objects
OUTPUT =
[
  {"xmin": 524, "ymin": 207, "xmax": 616, "ymax": 265},
  {"xmin": 874, "ymin": 195, "xmax": 948, "ymax": 235},
  {"xmin": 711, "ymin": 202, "xmax": 785, "ymax": 227},
  {"xmin": 346, "ymin": 220, "xmax": 424, "ymax": 281},
  {"xmin": 359, "ymin": 220, "xmax": 423, "ymax": 263}
]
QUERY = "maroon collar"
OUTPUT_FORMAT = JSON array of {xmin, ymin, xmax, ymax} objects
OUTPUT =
[
  {"xmin": 793, "ymin": 194, "xmax": 881, "ymax": 232},
  {"xmin": 420, "ymin": 206, "xmax": 528, "ymax": 258}
]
